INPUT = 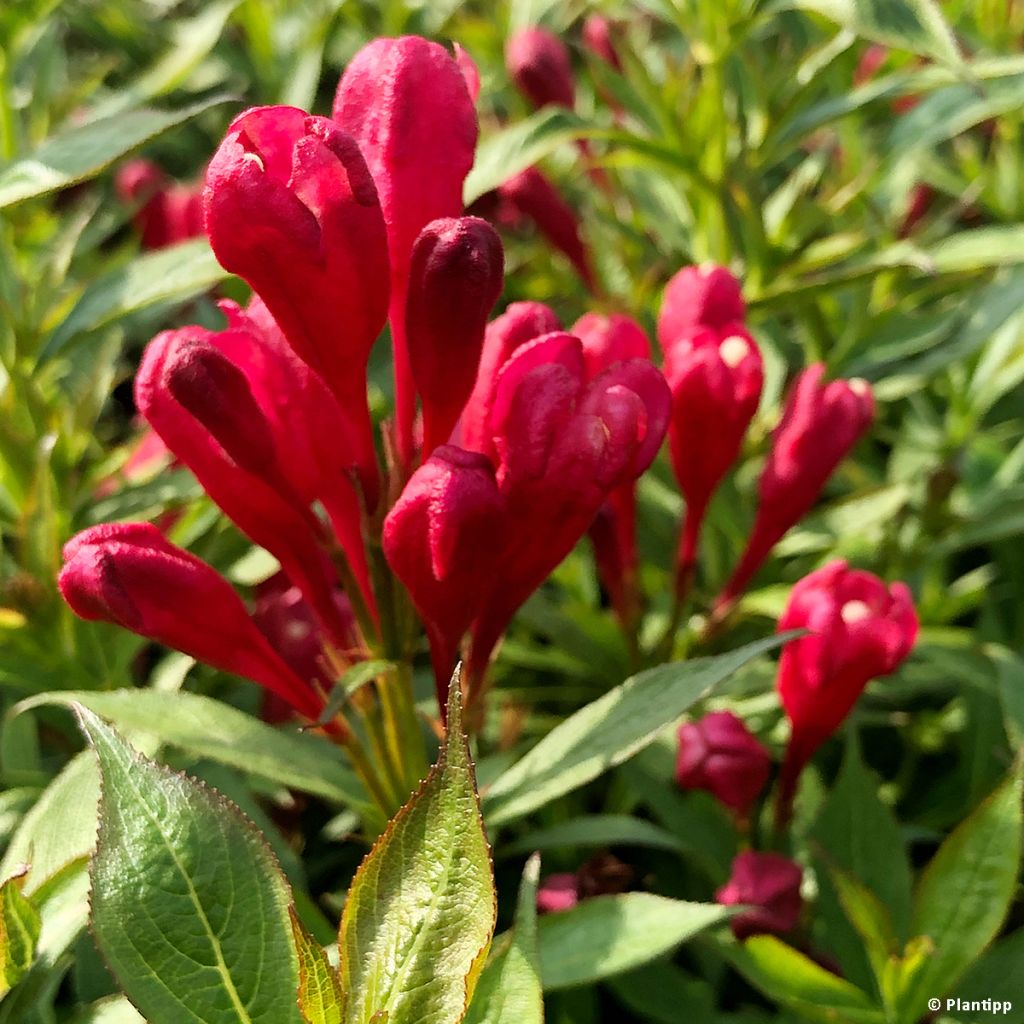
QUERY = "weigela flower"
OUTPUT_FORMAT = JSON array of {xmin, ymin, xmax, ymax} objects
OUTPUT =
[
  {"xmin": 776, "ymin": 561, "xmax": 917, "ymax": 809},
  {"xmin": 59, "ymin": 524, "xmax": 322, "ymax": 719},
  {"xmin": 405, "ymin": 217, "xmax": 505, "ymax": 455},
  {"xmin": 675, "ymin": 711, "xmax": 772, "ymax": 817},
  {"xmin": 536, "ymin": 873, "xmax": 580, "ymax": 914},
  {"xmin": 664, "ymin": 324, "xmax": 763, "ymax": 577},
  {"xmin": 334, "ymin": 36, "xmax": 478, "ymax": 465},
  {"xmin": 716, "ymin": 852, "xmax": 803, "ymax": 941},
  {"xmin": 657, "ymin": 263, "xmax": 746, "ymax": 349},
  {"xmin": 506, "ymin": 27, "xmax": 575, "ymax": 110},
  {"xmin": 720, "ymin": 365, "xmax": 875, "ymax": 607},
  {"xmin": 116, "ymin": 159, "xmax": 203, "ymax": 250},
  {"xmin": 582, "ymin": 15, "xmax": 622, "ymax": 71}
]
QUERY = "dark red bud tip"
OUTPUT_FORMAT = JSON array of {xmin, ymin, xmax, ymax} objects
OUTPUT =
[
  {"xmin": 717, "ymin": 852, "xmax": 803, "ymax": 941},
  {"xmin": 582, "ymin": 15, "xmax": 622, "ymax": 71},
  {"xmin": 506, "ymin": 27, "xmax": 576, "ymax": 110},
  {"xmin": 59, "ymin": 545, "xmax": 142, "ymax": 630}
]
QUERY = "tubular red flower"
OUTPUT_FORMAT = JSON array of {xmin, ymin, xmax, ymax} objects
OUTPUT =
[
  {"xmin": 657, "ymin": 263, "xmax": 746, "ymax": 350},
  {"xmin": 460, "ymin": 301, "xmax": 562, "ymax": 455},
  {"xmin": 59, "ymin": 523, "xmax": 321, "ymax": 718},
  {"xmin": 204, "ymin": 106, "xmax": 387, "ymax": 501},
  {"xmin": 506, "ymin": 27, "xmax": 575, "ymax": 110},
  {"xmin": 453, "ymin": 43, "xmax": 481, "ymax": 104},
  {"xmin": 383, "ymin": 446, "xmax": 507, "ymax": 705},
  {"xmin": 675, "ymin": 711, "xmax": 772, "ymax": 817},
  {"xmin": 334, "ymin": 36, "xmax": 478, "ymax": 467},
  {"xmin": 720, "ymin": 365, "xmax": 875, "ymax": 607},
  {"xmin": 716, "ymin": 852, "xmax": 803, "ymax": 941},
  {"xmin": 582, "ymin": 15, "xmax": 622, "ymax": 71},
  {"xmin": 776, "ymin": 561, "xmax": 917, "ymax": 816},
  {"xmin": 498, "ymin": 167, "xmax": 594, "ymax": 290},
  {"xmin": 405, "ymin": 217, "xmax": 505, "ymax": 455},
  {"xmin": 665, "ymin": 324, "xmax": 763, "ymax": 576}
]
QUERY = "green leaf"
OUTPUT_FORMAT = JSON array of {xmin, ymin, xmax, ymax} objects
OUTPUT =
[
  {"xmin": 69, "ymin": 995, "xmax": 146, "ymax": 1023},
  {"xmin": 0, "ymin": 96, "xmax": 232, "ymax": 209},
  {"xmin": 501, "ymin": 814, "xmax": 685, "ymax": 858},
  {"xmin": 464, "ymin": 109, "xmax": 586, "ymax": 205},
  {"xmin": 41, "ymin": 239, "xmax": 229, "ymax": 361},
  {"xmin": 317, "ymin": 660, "xmax": 398, "ymax": 727},
  {"xmin": 824, "ymin": 859, "xmax": 898, "ymax": 986},
  {"xmin": 0, "ymin": 751, "xmax": 99, "ymax": 896},
  {"xmin": 784, "ymin": 0, "xmax": 960, "ymax": 66},
  {"xmin": 16, "ymin": 689, "xmax": 368, "ymax": 811},
  {"xmin": 78, "ymin": 704, "xmax": 304, "ymax": 1024},
  {"xmin": 483, "ymin": 634, "xmax": 793, "ymax": 826},
  {"xmin": 726, "ymin": 936, "xmax": 886, "ymax": 1024},
  {"xmin": 0, "ymin": 874, "xmax": 40, "ymax": 998},
  {"xmin": 605, "ymin": 963, "xmax": 716, "ymax": 1024},
  {"xmin": 952, "ymin": 928, "xmax": 1024, "ymax": 1011},
  {"xmin": 465, "ymin": 854, "xmax": 543, "ymax": 1024},
  {"xmin": 894, "ymin": 770, "xmax": 1023, "ymax": 1022},
  {"xmin": 291, "ymin": 911, "xmax": 342, "ymax": 1024},
  {"xmin": 538, "ymin": 895, "xmax": 728, "ymax": 991},
  {"xmin": 338, "ymin": 675, "xmax": 496, "ymax": 1024}
]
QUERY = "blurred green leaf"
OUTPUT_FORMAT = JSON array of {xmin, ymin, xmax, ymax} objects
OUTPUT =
[
  {"xmin": 0, "ymin": 874, "xmax": 40, "ymax": 998},
  {"xmin": 501, "ymin": 814, "xmax": 686, "ymax": 858}
]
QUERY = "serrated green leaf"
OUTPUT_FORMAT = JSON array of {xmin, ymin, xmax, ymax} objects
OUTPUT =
[
  {"xmin": 338, "ymin": 675, "xmax": 495, "ymax": 1024},
  {"xmin": 291, "ymin": 911, "xmax": 342, "ymax": 1024},
  {"xmin": 0, "ymin": 96, "xmax": 232, "ymax": 209},
  {"xmin": 538, "ymin": 895, "xmax": 728, "ymax": 991},
  {"xmin": 40, "ymin": 239, "xmax": 229, "ymax": 361},
  {"xmin": 483, "ymin": 634, "xmax": 793, "ymax": 826},
  {"xmin": 894, "ymin": 770, "xmax": 1023, "ymax": 1022},
  {"xmin": 463, "ymin": 108, "xmax": 587, "ymax": 205},
  {"xmin": 77, "ymin": 705, "xmax": 304, "ymax": 1024},
  {"xmin": 465, "ymin": 854, "xmax": 543, "ymax": 1024},
  {"xmin": 70, "ymin": 995, "xmax": 146, "ymax": 1023},
  {"xmin": 16, "ymin": 689, "xmax": 368, "ymax": 811},
  {"xmin": 0, "ymin": 874, "xmax": 40, "ymax": 997}
]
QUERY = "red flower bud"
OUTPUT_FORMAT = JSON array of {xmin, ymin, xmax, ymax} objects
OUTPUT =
[
  {"xmin": 460, "ymin": 301, "xmax": 561, "ymax": 455},
  {"xmin": 334, "ymin": 36, "xmax": 478, "ymax": 465},
  {"xmin": 582, "ymin": 15, "xmax": 622, "ymax": 71},
  {"xmin": 405, "ymin": 217, "xmax": 505, "ymax": 455},
  {"xmin": 776, "ymin": 561, "xmax": 917, "ymax": 817},
  {"xmin": 453, "ymin": 43, "xmax": 481, "ymax": 104},
  {"xmin": 506, "ymin": 27, "xmax": 575, "ymax": 110},
  {"xmin": 720, "ymin": 365, "xmax": 874, "ymax": 607},
  {"xmin": 116, "ymin": 160, "xmax": 204, "ymax": 250},
  {"xmin": 383, "ymin": 446, "xmax": 507, "ymax": 705},
  {"xmin": 898, "ymin": 183, "xmax": 935, "ymax": 238},
  {"xmin": 498, "ymin": 168, "xmax": 594, "ymax": 290},
  {"xmin": 204, "ymin": 106, "xmax": 388, "ymax": 498},
  {"xmin": 572, "ymin": 312, "xmax": 650, "ymax": 380},
  {"xmin": 536, "ymin": 874, "xmax": 579, "ymax": 914},
  {"xmin": 657, "ymin": 264, "xmax": 746, "ymax": 349},
  {"xmin": 675, "ymin": 711, "xmax": 772, "ymax": 816},
  {"xmin": 716, "ymin": 852, "xmax": 803, "ymax": 941},
  {"xmin": 665, "ymin": 325, "xmax": 763, "ymax": 574},
  {"xmin": 59, "ymin": 524, "xmax": 321, "ymax": 718}
]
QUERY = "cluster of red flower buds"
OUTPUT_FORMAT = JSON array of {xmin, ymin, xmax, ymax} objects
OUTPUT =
[{"xmin": 60, "ymin": 36, "xmax": 669, "ymax": 721}]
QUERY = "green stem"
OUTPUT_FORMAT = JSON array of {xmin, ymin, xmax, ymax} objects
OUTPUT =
[{"xmin": 379, "ymin": 663, "xmax": 429, "ymax": 791}]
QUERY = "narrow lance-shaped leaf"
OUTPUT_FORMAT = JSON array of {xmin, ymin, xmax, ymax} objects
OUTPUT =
[
  {"xmin": 291, "ymin": 910, "xmax": 343, "ymax": 1024},
  {"xmin": 77, "ymin": 704, "xmax": 304, "ymax": 1024},
  {"xmin": 0, "ymin": 873, "xmax": 41, "ymax": 998},
  {"xmin": 338, "ymin": 670, "xmax": 496, "ymax": 1024},
  {"xmin": 464, "ymin": 854, "xmax": 543, "ymax": 1024}
]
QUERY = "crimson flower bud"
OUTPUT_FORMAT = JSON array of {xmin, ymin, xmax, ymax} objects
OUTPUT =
[
  {"xmin": 898, "ymin": 183, "xmax": 935, "ymax": 238},
  {"xmin": 506, "ymin": 27, "xmax": 575, "ymax": 110},
  {"xmin": 675, "ymin": 711, "xmax": 772, "ymax": 817},
  {"xmin": 657, "ymin": 264, "xmax": 746, "ymax": 350},
  {"xmin": 59, "ymin": 524, "xmax": 321, "ymax": 719},
  {"xmin": 776, "ymin": 561, "xmax": 917, "ymax": 819},
  {"xmin": 116, "ymin": 159, "xmax": 203, "ymax": 250},
  {"xmin": 536, "ymin": 874, "xmax": 579, "ymax": 914},
  {"xmin": 334, "ymin": 36, "xmax": 478, "ymax": 466},
  {"xmin": 582, "ymin": 15, "xmax": 622, "ymax": 71},
  {"xmin": 406, "ymin": 217, "xmax": 505, "ymax": 455},
  {"xmin": 572, "ymin": 312, "xmax": 650, "ymax": 380},
  {"xmin": 383, "ymin": 446, "xmax": 507, "ymax": 705},
  {"xmin": 204, "ymin": 106, "xmax": 387, "ymax": 497},
  {"xmin": 453, "ymin": 43, "xmax": 481, "ymax": 104},
  {"xmin": 665, "ymin": 325, "xmax": 763, "ymax": 575},
  {"xmin": 460, "ymin": 301, "xmax": 561, "ymax": 454},
  {"xmin": 716, "ymin": 852, "xmax": 803, "ymax": 941},
  {"xmin": 719, "ymin": 365, "xmax": 874, "ymax": 607},
  {"xmin": 498, "ymin": 167, "xmax": 594, "ymax": 290}
]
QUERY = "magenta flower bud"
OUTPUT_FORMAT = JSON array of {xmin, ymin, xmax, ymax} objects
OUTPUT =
[
  {"xmin": 657, "ymin": 264, "xmax": 746, "ymax": 350},
  {"xmin": 506, "ymin": 27, "xmax": 575, "ymax": 110},
  {"xmin": 405, "ymin": 216, "xmax": 505, "ymax": 455},
  {"xmin": 116, "ymin": 159, "xmax": 204, "ymax": 250},
  {"xmin": 582, "ymin": 15, "xmax": 622, "ymax": 71},
  {"xmin": 675, "ymin": 711, "xmax": 772, "ymax": 817},
  {"xmin": 453, "ymin": 43, "xmax": 481, "ymax": 104},
  {"xmin": 720, "ymin": 366, "xmax": 875, "ymax": 607},
  {"xmin": 776, "ymin": 561, "xmax": 917, "ymax": 819},
  {"xmin": 460, "ymin": 301, "xmax": 562, "ymax": 454},
  {"xmin": 716, "ymin": 852, "xmax": 803, "ymax": 941},
  {"xmin": 498, "ymin": 168, "xmax": 594, "ymax": 290},
  {"xmin": 665, "ymin": 325, "xmax": 763, "ymax": 576},
  {"xmin": 572, "ymin": 312, "xmax": 650, "ymax": 380},
  {"xmin": 334, "ymin": 36, "xmax": 478, "ymax": 466},
  {"xmin": 383, "ymin": 446, "xmax": 507, "ymax": 705},
  {"xmin": 59, "ymin": 524, "xmax": 321, "ymax": 719},
  {"xmin": 536, "ymin": 874, "xmax": 579, "ymax": 914}
]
